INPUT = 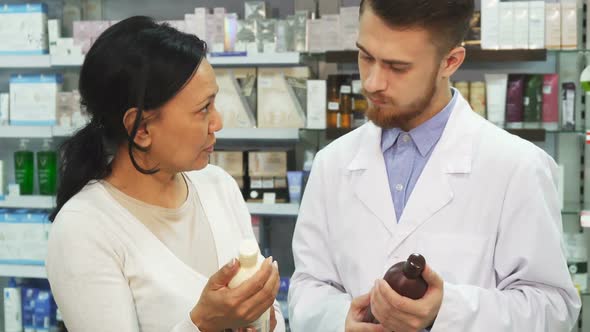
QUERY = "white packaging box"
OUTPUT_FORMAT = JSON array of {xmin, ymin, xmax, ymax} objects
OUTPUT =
[
  {"xmin": 481, "ymin": 0, "xmax": 500, "ymax": 50},
  {"xmin": 224, "ymin": 13, "xmax": 238, "ymax": 52},
  {"xmin": 561, "ymin": 0, "xmax": 577, "ymax": 50},
  {"xmin": 47, "ymin": 19, "xmax": 61, "ymax": 44},
  {"xmin": 215, "ymin": 68, "xmax": 257, "ymax": 128},
  {"xmin": 340, "ymin": 7, "xmax": 359, "ymax": 50},
  {"xmin": 248, "ymin": 152, "xmax": 287, "ymax": 178},
  {"xmin": 194, "ymin": 8, "xmax": 209, "ymax": 41},
  {"xmin": 0, "ymin": 211, "xmax": 50, "ymax": 265},
  {"xmin": 257, "ymin": 67, "xmax": 308, "ymax": 128},
  {"xmin": 306, "ymin": 80, "xmax": 327, "ymax": 129},
  {"xmin": 545, "ymin": 2, "xmax": 561, "ymax": 49},
  {"xmin": 210, "ymin": 151, "xmax": 244, "ymax": 177},
  {"xmin": 0, "ymin": 93, "xmax": 9, "ymax": 126},
  {"xmin": 9, "ymin": 74, "xmax": 62, "ymax": 126},
  {"xmin": 0, "ymin": 3, "xmax": 48, "ymax": 54},
  {"xmin": 528, "ymin": 1, "xmax": 545, "ymax": 49},
  {"xmin": 185, "ymin": 13, "xmax": 198, "ymax": 36},
  {"xmin": 513, "ymin": 2, "xmax": 529, "ymax": 49},
  {"xmin": 307, "ymin": 19, "xmax": 324, "ymax": 53},
  {"xmin": 211, "ymin": 7, "xmax": 226, "ymax": 53},
  {"xmin": 499, "ymin": 1, "xmax": 515, "ymax": 49},
  {"xmin": 322, "ymin": 14, "xmax": 341, "ymax": 51}
]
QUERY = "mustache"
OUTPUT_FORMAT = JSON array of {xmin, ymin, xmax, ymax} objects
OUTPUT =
[{"xmin": 360, "ymin": 88, "xmax": 392, "ymax": 104}]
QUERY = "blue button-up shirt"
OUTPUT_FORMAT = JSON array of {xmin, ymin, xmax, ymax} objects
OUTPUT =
[{"xmin": 381, "ymin": 89, "xmax": 457, "ymax": 222}]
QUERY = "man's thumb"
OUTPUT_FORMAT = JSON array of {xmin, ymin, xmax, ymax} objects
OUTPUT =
[{"xmin": 210, "ymin": 258, "xmax": 240, "ymax": 288}]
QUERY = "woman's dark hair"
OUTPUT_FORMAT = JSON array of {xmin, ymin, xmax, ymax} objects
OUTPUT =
[
  {"xmin": 360, "ymin": 0, "xmax": 474, "ymax": 54},
  {"xmin": 50, "ymin": 16, "xmax": 207, "ymax": 221}
]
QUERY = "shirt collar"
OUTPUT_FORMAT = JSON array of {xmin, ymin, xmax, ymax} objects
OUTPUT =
[{"xmin": 380, "ymin": 88, "xmax": 457, "ymax": 156}]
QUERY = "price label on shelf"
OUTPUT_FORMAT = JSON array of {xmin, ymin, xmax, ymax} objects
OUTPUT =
[{"xmin": 580, "ymin": 211, "xmax": 590, "ymax": 228}]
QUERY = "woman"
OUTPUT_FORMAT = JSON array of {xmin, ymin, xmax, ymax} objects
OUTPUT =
[{"xmin": 46, "ymin": 16, "xmax": 284, "ymax": 332}]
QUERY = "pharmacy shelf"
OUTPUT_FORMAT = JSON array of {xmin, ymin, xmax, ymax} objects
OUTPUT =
[
  {"xmin": 0, "ymin": 126, "xmax": 54, "ymax": 138},
  {"xmin": 216, "ymin": 128, "xmax": 300, "ymax": 141},
  {"xmin": 50, "ymin": 54, "xmax": 85, "ymax": 67},
  {"xmin": 0, "ymin": 196, "xmax": 299, "ymax": 217},
  {"xmin": 207, "ymin": 52, "xmax": 301, "ymax": 66},
  {"xmin": 0, "ymin": 264, "xmax": 46, "ymax": 279},
  {"xmin": 246, "ymin": 203, "xmax": 299, "ymax": 217},
  {"xmin": 0, "ymin": 196, "xmax": 55, "ymax": 209},
  {"xmin": 0, "ymin": 55, "xmax": 51, "ymax": 68},
  {"xmin": 318, "ymin": 49, "xmax": 548, "ymax": 64}
]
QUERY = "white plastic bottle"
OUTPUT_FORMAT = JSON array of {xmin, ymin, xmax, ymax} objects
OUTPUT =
[
  {"xmin": 4, "ymin": 278, "xmax": 23, "ymax": 332},
  {"xmin": 228, "ymin": 238, "xmax": 270, "ymax": 332}
]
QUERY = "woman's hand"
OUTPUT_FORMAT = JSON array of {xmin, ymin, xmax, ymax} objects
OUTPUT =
[{"xmin": 191, "ymin": 257, "xmax": 280, "ymax": 331}]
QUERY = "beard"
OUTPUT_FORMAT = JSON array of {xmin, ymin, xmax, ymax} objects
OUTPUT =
[{"xmin": 364, "ymin": 73, "xmax": 438, "ymax": 130}]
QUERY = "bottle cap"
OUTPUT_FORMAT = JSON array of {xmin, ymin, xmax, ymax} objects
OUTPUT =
[
  {"xmin": 238, "ymin": 238, "xmax": 260, "ymax": 268},
  {"xmin": 403, "ymin": 253, "xmax": 426, "ymax": 279}
]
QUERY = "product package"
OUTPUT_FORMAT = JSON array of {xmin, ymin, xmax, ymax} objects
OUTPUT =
[
  {"xmin": 484, "ymin": 74, "xmax": 508, "ymax": 126},
  {"xmin": 506, "ymin": 75, "xmax": 525, "ymax": 128},
  {"xmin": 257, "ymin": 67, "xmax": 308, "ymax": 128},
  {"xmin": 235, "ymin": 19, "xmax": 257, "ymax": 54},
  {"xmin": 224, "ymin": 13, "xmax": 238, "ymax": 52},
  {"xmin": 306, "ymin": 80, "xmax": 327, "ymax": 129},
  {"xmin": 0, "ymin": 3, "xmax": 48, "ymax": 54},
  {"xmin": 481, "ymin": 0, "xmax": 500, "ymax": 49},
  {"xmin": 257, "ymin": 19, "xmax": 276, "ymax": 53},
  {"xmin": 528, "ymin": 1, "xmax": 545, "ymax": 49},
  {"xmin": 340, "ymin": 6, "xmax": 360, "ymax": 50},
  {"xmin": 523, "ymin": 75, "xmax": 543, "ymax": 127},
  {"xmin": 512, "ymin": 1, "xmax": 529, "ymax": 49},
  {"xmin": 215, "ymin": 68, "xmax": 257, "ymax": 128},
  {"xmin": 560, "ymin": 0, "xmax": 577, "ymax": 50},
  {"xmin": 0, "ymin": 93, "xmax": 9, "ymax": 126},
  {"xmin": 498, "ymin": 1, "xmax": 514, "ymax": 49},
  {"xmin": 245, "ymin": 1, "xmax": 266, "ymax": 21},
  {"xmin": 542, "ymin": 74, "xmax": 559, "ymax": 130},
  {"xmin": 9, "ymin": 74, "xmax": 63, "ymax": 126},
  {"xmin": 469, "ymin": 82, "xmax": 486, "ymax": 118},
  {"xmin": 562, "ymin": 82, "xmax": 576, "ymax": 130},
  {"xmin": 545, "ymin": 2, "xmax": 561, "ymax": 49}
]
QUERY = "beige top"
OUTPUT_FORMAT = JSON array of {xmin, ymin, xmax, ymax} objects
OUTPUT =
[{"xmin": 101, "ymin": 175, "xmax": 219, "ymax": 278}]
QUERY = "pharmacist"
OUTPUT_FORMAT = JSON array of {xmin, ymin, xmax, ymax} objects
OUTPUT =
[
  {"xmin": 46, "ymin": 17, "xmax": 283, "ymax": 332},
  {"xmin": 289, "ymin": 1, "xmax": 580, "ymax": 331}
]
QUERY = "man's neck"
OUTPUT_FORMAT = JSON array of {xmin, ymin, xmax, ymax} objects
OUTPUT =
[{"xmin": 400, "ymin": 84, "xmax": 453, "ymax": 132}]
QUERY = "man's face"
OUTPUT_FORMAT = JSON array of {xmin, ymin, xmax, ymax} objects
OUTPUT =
[{"xmin": 357, "ymin": 6, "xmax": 445, "ymax": 130}]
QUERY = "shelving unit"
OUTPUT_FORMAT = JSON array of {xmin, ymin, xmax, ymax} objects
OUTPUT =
[
  {"xmin": 0, "ymin": 54, "xmax": 52, "ymax": 68},
  {"xmin": 0, "ymin": 264, "xmax": 46, "ymax": 279}
]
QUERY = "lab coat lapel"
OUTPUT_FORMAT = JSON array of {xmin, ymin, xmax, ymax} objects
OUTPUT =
[{"xmin": 348, "ymin": 122, "xmax": 397, "ymax": 235}]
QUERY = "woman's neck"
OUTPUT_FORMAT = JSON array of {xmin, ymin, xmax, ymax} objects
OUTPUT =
[{"xmin": 104, "ymin": 149, "xmax": 188, "ymax": 209}]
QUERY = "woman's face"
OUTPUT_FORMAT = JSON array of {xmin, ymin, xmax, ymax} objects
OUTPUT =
[{"xmin": 144, "ymin": 59, "xmax": 223, "ymax": 173}]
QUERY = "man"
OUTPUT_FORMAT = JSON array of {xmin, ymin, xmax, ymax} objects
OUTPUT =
[{"xmin": 288, "ymin": 1, "xmax": 581, "ymax": 331}]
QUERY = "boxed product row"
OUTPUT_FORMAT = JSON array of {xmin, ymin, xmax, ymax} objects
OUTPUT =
[
  {"xmin": 4, "ymin": 278, "xmax": 67, "ymax": 332},
  {"xmin": 0, "ymin": 74, "xmax": 88, "ymax": 128},
  {"xmin": 0, "ymin": 139, "xmax": 58, "ymax": 198},
  {"xmin": 452, "ymin": 73, "xmax": 575, "ymax": 130},
  {"xmin": 0, "ymin": 209, "xmax": 51, "ymax": 266},
  {"xmin": 209, "ymin": 151, "xmax": 303, "ymax": 204},
  {"xmin": 480, "ymin": 0, "xmax": 579, "ymax": 50}
]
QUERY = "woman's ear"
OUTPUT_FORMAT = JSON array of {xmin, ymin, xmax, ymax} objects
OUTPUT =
[{"xmin": 123, "ymin": 108, "xmax": 152, "ymax": 149}]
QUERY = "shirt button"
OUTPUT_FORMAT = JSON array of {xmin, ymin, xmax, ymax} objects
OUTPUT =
[
  {"xmin": 402, "ymin": 134, "xmax": 410, "ymax": 143},
  {"xmin": 396, "ymin": 184, "xmax": 404, "ymax": 191}
]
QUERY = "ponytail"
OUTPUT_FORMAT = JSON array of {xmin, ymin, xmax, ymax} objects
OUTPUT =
[{"xmin": 49, "ymin": 123, "xmax": 111, "ymax": 221}]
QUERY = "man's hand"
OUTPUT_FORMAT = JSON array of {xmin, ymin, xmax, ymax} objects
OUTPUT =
[
  {"xmin": 370, "ymin": 264, "xmax": 444, "ymax": 332},
  {"xmin": 345, "ymin": 293, "xmax": 386, "ymax": 332}
]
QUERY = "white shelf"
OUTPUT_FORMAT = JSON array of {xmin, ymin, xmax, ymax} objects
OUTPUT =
[
  {"xmin": 207, "ymin": 52, "xmax": 301, "ymax": 66},
  {"xmin": 216, "ymin": 128, "xmax": 300, "ymax": 141},
  {"xmin": 51, "ymin": 126, "xmax": 78, "ymax": 137},
  {"xmin": 0, "ymin": 196, "xmax": 55, "ymax": 209},
  {"xmin": 0, "ymin": 264, "xmax": 46, "ymax": 279},
  {"xmin": 0, "ymin": 126, "xmax": 54, "ymax": 138},
  {"xmin": 0, "ymin": 55, "xmax": 51, "ymax": 68},
  {"xmin": 50, "ymin": 54, "xmax": 85, "ymax": 67},
  {"xmin": 246, "ymin": 203, "xmax": 299, "ymax": 216}
]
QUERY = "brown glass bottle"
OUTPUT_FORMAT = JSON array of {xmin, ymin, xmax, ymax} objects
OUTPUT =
[
  {"xmin": 339, "ymin": 85, "xmax": 352, "ymax": 129},
  {"xmin": 363, "ymin": 253, "xmax": 428, "ymax": 323},
  {"xmin": 352, "ymin": 80, "xmax": 368, "ymax": 128},
  {"xmin": 326, "ymin": 83, "xmax": 341, "ymax": 128}
]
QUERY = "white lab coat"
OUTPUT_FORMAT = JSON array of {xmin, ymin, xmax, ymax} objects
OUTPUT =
[{"xmin": 288, "ymin": 93, "xmax": 581, "ymax": 332}]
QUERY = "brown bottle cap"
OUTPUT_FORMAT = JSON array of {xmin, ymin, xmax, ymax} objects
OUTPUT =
[{"xmin": 403, "ymin": 253, "xmax": 426, "ymax": 279}]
